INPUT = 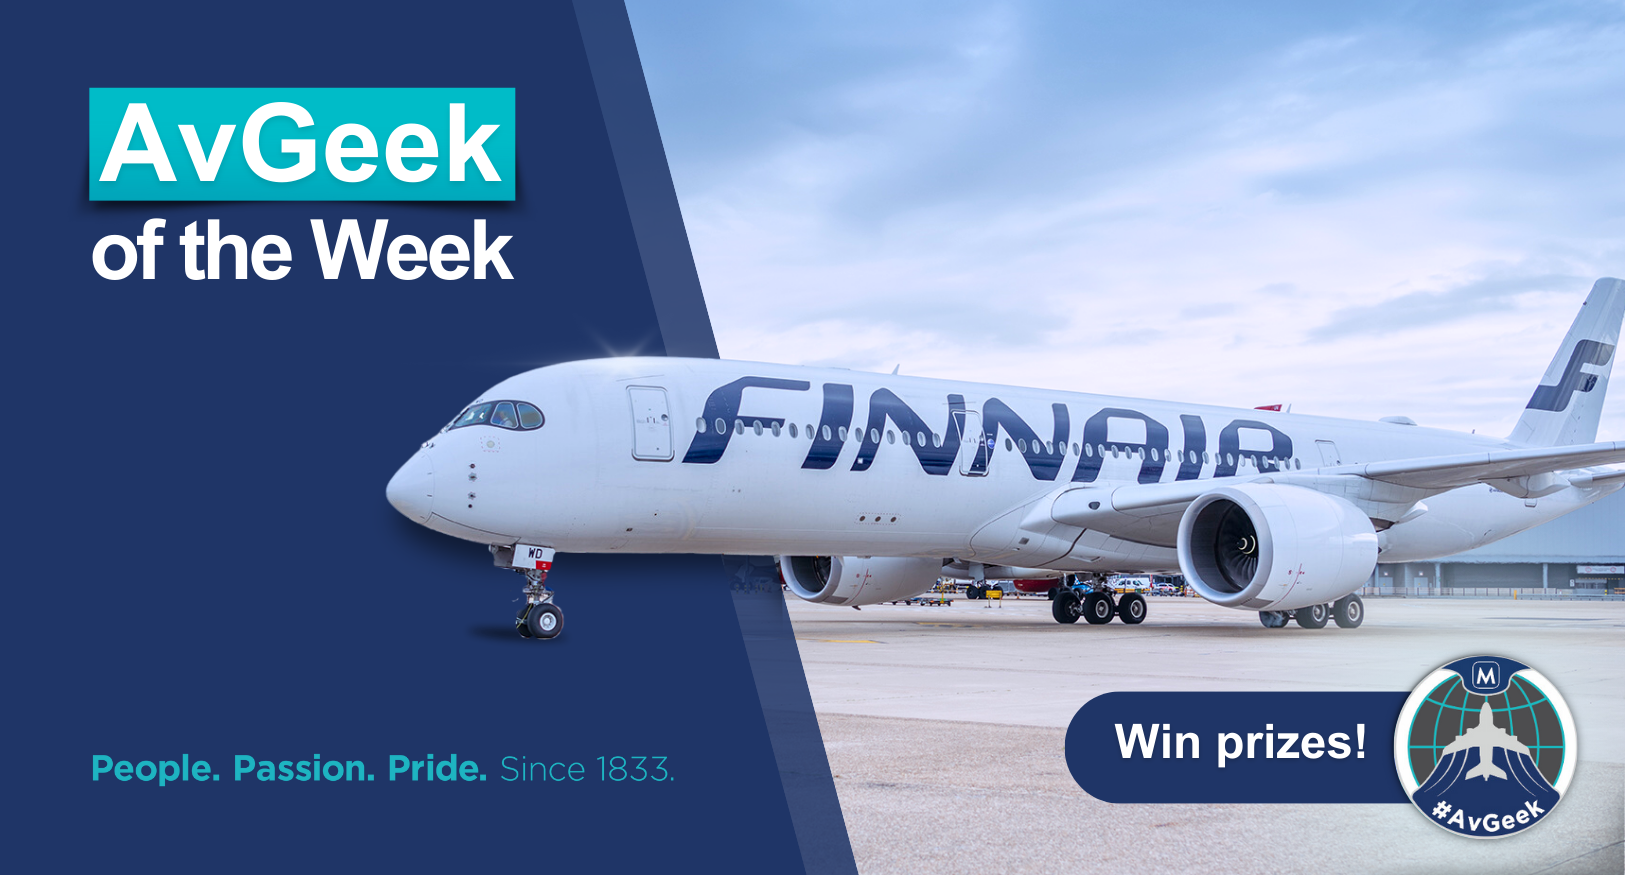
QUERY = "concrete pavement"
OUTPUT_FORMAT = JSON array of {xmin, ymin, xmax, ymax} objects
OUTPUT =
[{"xmin": 787, "ymin": 595, "xmax": 1625, "ymax": 874}]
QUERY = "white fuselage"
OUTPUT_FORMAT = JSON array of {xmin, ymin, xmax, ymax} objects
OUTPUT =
[{"xmin": 390, "ymin": 357, "xmax": 1616, "ymax": 571}]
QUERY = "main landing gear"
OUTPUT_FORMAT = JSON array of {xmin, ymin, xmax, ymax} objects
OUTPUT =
[
  {"xmin": 1051, "ymin": 576, "xmax": 1147, "ymax": 626},
  {"xmin": 1258, "ymin": 594, "xmax": 1364, "ymax": 630}
]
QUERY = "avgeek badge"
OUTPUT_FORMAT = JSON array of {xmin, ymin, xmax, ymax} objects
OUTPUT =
[{"xmin": 1394, "ymin": 656, "xmax": 1577, "ymax": 838}]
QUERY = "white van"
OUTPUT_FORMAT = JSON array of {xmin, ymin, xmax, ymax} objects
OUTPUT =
[{"xmin": 1108, "ymin": 575, "xmax": 1153, "ymax": 594}]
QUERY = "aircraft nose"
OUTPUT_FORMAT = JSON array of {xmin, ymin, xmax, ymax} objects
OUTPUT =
[{"xmin": 386, "ymin": 450, "xmax": 435, "ymax": 523}]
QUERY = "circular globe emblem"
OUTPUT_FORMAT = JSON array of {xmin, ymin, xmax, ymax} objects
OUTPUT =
[{"xmin": 1394, "ymin": 656, "xmax": 1577, "ymax": 838}]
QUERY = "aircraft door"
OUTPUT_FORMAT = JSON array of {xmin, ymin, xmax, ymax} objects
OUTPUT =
[
  {"xmin": 628, "ymin": 386, "xmax": 674, "ymax": 461},
  {"xmin": 953, "ymin": 410, "xmax": 987, "ymax": 476},
  {"xmin": 1315, "ymin": 440, "xmax": 1342, "ymax": 466}
]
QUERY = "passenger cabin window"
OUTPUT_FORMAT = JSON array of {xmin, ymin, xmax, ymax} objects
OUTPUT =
[{"xmin": 446, "ymin": 400, "xmax": 544, "ymax": 432}]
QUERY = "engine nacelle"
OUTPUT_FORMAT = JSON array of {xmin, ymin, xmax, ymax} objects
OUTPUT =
[
  {"xmin": 779, "ymin": 556, "xmax": 940, "ymax": 607},
  {"xmin": 1177, "ymin": 484, "xmax": 1377, "ymax": 612}
]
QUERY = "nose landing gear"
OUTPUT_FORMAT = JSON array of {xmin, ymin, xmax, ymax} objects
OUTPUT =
[
  {"xmin": 515, "ymin": 570, "xmax": 564, "ymax": 640},
  {"xmin": 494, "ymin": 544, "xmax": 565, "ymax": 641}
]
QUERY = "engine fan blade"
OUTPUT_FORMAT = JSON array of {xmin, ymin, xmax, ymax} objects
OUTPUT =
[{"xmin": 1213, "ymin": 504, "xmax": 1259, "ymax": 589}]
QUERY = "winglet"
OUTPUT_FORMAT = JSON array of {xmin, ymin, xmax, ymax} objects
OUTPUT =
[{"xmin": 1509, "ymin": 278, "xmax": 1624, "ymax": 446}]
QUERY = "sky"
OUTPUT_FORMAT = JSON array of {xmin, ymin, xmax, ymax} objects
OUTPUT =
[{"xmin": 625, "ymin": 0, "xmax": 1625, "ymax": 440}]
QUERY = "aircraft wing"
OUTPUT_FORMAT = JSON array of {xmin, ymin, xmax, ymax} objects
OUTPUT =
[
  {"xmin": 1442, "ymin": 720, "xmax": 1531, "ymax": 757},
  {"xmin": 1319, "ymin": 440, "xmax": 1625, "ymax": 490},
  {"xmin": 1556, "ymin": 466, "xmax": 1625, "ymax": 487},
  {"xmin": 1440, "ymin": 732, "xmax": 1475, "ymax": 757},
  {"xmin": 1049, "ymin": 440, "xmax": 1625, "ymax": 528}
]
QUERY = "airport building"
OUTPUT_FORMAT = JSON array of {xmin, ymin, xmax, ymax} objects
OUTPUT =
[{"xmin": 1371, "ymin": 490, "xmax": 1625, "ymax": 594}]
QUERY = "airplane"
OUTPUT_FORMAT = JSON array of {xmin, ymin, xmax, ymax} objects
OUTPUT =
[
  {"xmin": 1444, "ymin": 701, "xmax": 1530, "ymax": 782},
  {"xmin": 386, "ymin": 278, "xmax": 1625, "ymax": 639}
]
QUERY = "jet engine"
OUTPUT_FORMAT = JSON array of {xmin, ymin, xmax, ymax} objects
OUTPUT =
[
  {"xmin": 1177, "ymin": 484, "xmax": 1377, "ymax": 612},
  {"xmin": 779, "ymin": 556, "xmax": 940, "ymax": 607}
]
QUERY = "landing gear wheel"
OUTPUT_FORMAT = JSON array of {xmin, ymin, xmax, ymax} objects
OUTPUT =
[
  {"xmin": 516, "ymin": 605, "xmax": 534, "ymax": 639},
  {"xmin": 525, "ymin": 603, "xmax": 564, "ymax": 639},
  {"xmin": 1117, "ymin": 593, "xmax": 1147, "ymax": 625},
  {"xmin": 1259, "ymin": 611, "xmax": 1289, "ymax": 628},
  {"xmin": 1294, "ymin": 603, "xmax": 1329, "ymax": 629},
  {"xmin": 1333, "ymin": 594, "xmax": 1364, "ymax": 628},
  {"xmin": 1052, "ymin": 591, "xmax": 1081, "ymax": 624},
  {"xmin": 1082, "ymin": 592, "xmax": 1115, "ymax": 625}
]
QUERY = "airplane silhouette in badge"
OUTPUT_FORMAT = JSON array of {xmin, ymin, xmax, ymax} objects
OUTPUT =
[{"xmin": 1445, "ymin": 702, "xmax": 1530, "ymax": 781}]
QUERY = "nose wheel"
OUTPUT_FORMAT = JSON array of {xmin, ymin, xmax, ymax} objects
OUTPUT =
[{"xmin": 518, "ymin": 602, "xmax": 563, "ymax": 639}]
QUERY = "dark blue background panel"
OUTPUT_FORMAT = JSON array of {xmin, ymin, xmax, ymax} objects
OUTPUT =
[{"xmin": 2, "ymin": 1, "xmax": 820, "ymax": 870}]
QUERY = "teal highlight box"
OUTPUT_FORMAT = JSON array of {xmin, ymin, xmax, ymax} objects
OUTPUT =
[{"xmin": 89, "ymin": 88, "xmax": 515, "ymax": 201}]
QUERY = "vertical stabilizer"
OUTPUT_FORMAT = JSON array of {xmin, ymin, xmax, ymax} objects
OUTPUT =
[{"xmin": 1509, "ymin": 277, "xmax": 1624, "ymax": 446}]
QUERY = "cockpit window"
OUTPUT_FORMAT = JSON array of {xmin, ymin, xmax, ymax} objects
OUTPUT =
[
  {"xmin": 449, "ymin": 402, "xmax": 495, "ymax": 430},
  {"xmin": 445, "ymin": 400, "xmax": 545, "ymax": 432},
  {"xmin": 517, "ymin": 402, "xmax": 544, "ymax": 429}
]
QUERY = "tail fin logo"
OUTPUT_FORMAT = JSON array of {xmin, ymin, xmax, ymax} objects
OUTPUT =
[{"xmin": 1526, "ymin": 340, "xmax": 1614, "ymax": 412}]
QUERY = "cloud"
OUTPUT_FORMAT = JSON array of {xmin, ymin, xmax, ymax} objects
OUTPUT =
[
  {"xmin": 1308, "ymin": 270, "xmax": 1587, "ymax": 340},
  {"xmin": 628, "ymin": 1, "xmax": 1625, "ymax": 439}
]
